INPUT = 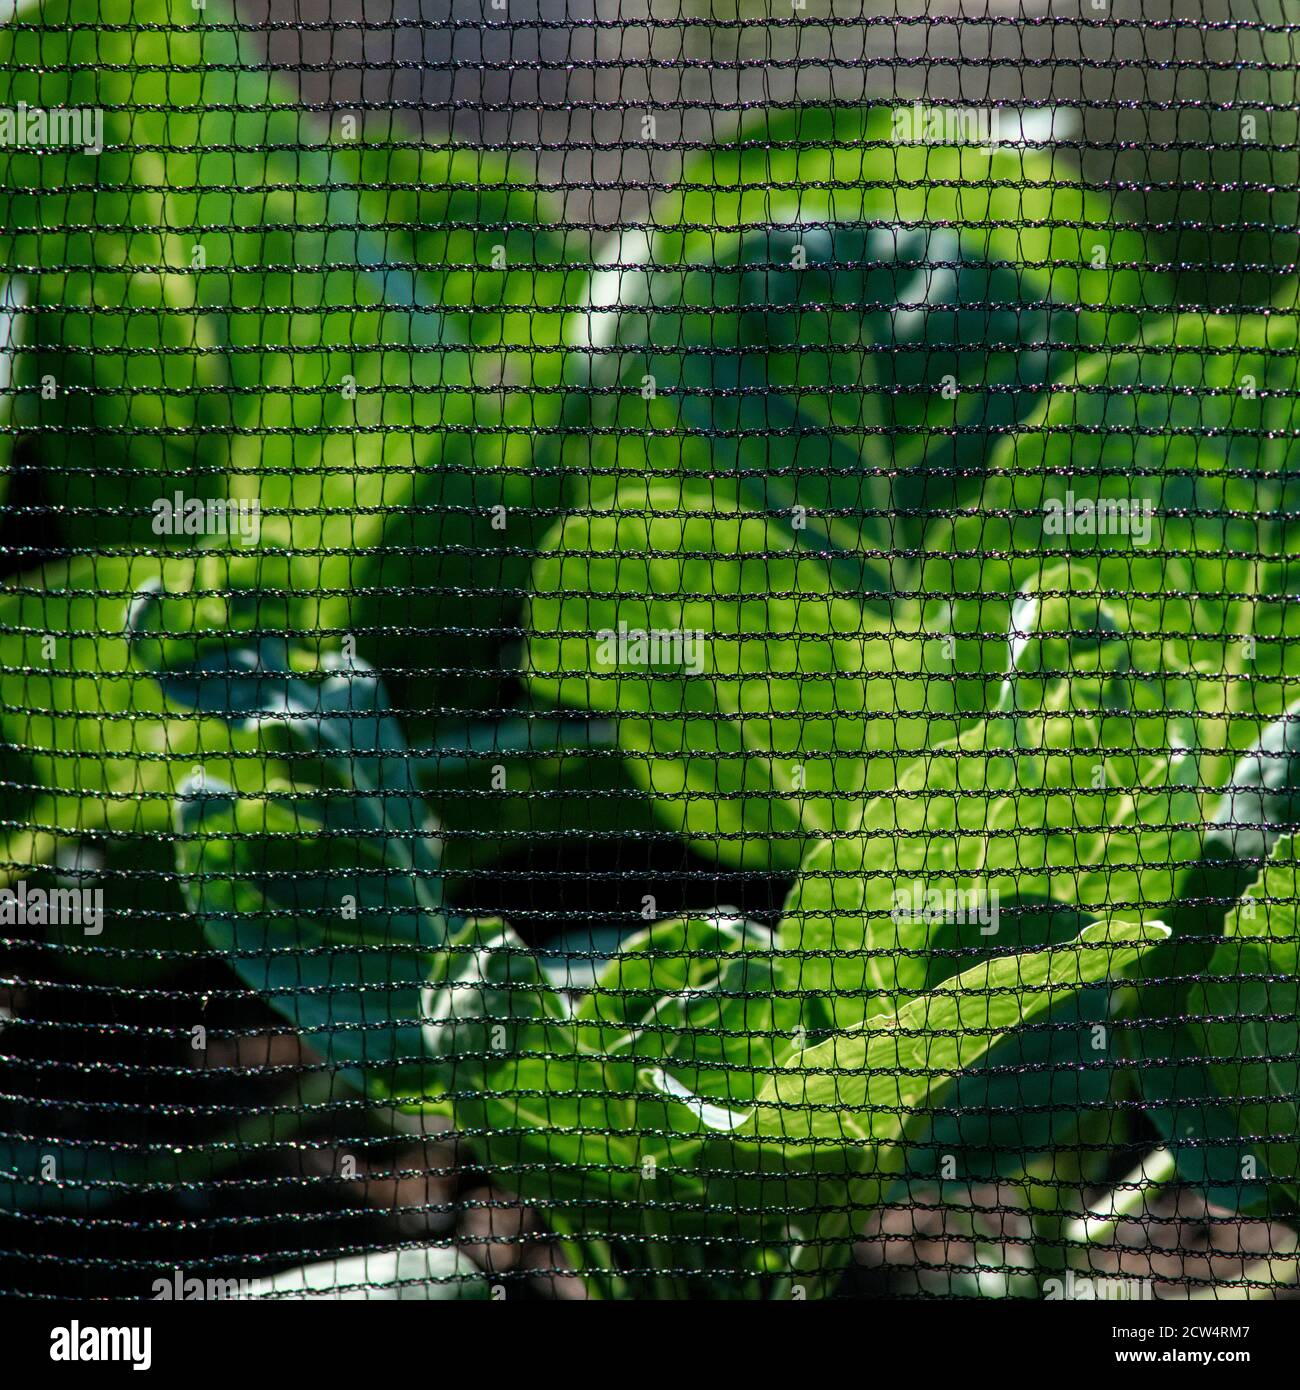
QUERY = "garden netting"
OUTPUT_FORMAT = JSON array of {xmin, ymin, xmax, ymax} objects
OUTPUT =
[{"xmin": 1, "ymin": 0, "xmax": 1299, "ymax": 1303}]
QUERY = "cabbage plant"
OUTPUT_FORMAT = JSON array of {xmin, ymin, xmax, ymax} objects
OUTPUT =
[{"xmin": 1, "ymin": 0, "xmax": 1297, "ymax": 1299}]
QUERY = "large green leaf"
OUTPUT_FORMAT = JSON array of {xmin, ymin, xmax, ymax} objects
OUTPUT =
[
  {"xmin": 573, "ymin": 915, "xmax": 802, "ymax": 1108},
  {"xmin": 748, "ymin": 919, "xmax": 1168, "ymax": 1150},
  {"xmin": 924, "ymin": 313, "xmax": 1300, "ymax": 730},
  {"xmin": 0, "ymin": 1, "xmax": 580, "ymax": 718},
  {"xmin": 174, "ymin": 776, "xmax": 441, "ymax": 1097},
  {"xmin": 642, "ymin": 918, "xmax": 1168, "ymax": 1294},
  {"xmin": 777, "ymin": 563, "xmax": 1200, "ymax": 1032},
  {"xmin": 124, "ymin": 588, "xmax": 441, "ymax": 889},
  {"xmin": 0, "ymin": 0, "xmax": 245, "ymax": 549},
  {"xmin": 527, "ymin": 105, "xmax": 1165, "ymax": 870},
  {"xmin": 1123, "ymin": 722, "xmax": 1300, "ymax": 1210},
  {"xmin": 571, "ymin": 104, "xmax": 1168, "ymax": 559},
  {"xmin": 766, "ymin": 566, "xmax": 1199, "ymax": 1183},
  {"xmin": 210, "ymin": 121, "xmax": 582, "ymax": 718},
  {"xmin": 525, "ymin": 476, "xmax": 953, "ymax": 871},
  {"xmin": 0, "ymin": 554, "xmax": 283, "ymax": 977},
  {"xmin": 1147, "ymin": 835, "xmax": 1300, "ymax": 1208}
]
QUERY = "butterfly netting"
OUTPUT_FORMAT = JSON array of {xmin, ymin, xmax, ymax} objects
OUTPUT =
[{"xmin": 1, "ymin": 0, "xmax": 1299, "ymax": 1303}]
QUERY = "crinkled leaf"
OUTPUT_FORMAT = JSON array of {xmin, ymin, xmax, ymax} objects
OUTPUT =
[
  {"xmin": 750, "ymin": 918, "xmax": 1170, "ymax": 1154},
  {"xmin": 420, "ymin": 921, "xmax": 640, "ymax": 1215},
  {"xmin": 925, "ymin": 313, "xmax": 1300, "ymax": 725},
  {"xmin": 639, "ymin": 918, "xmax": 1168, "ymax": 1293},
  {"xmin": 778, "ymin": 564, "xmax": 1200, "ymax": 1031},
  {"xmin": 526, "ymin": 477, "xmax": 953, "ymax": 872},
  {"xmin": 574, "ymin": 915, "xmax": 802, "ymax": 1107},
  {"xmin": 574, "ymin": 105, "xmax": 1167, "ymax": 570},
  {"xmin": 421, "ymin": 917, "xmax": 571, "ymax": 1095}
]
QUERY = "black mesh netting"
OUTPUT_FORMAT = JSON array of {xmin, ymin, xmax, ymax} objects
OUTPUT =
[{"xmin": 1, "ymin": 0, "xmax": 1299, "ymax": 1304}]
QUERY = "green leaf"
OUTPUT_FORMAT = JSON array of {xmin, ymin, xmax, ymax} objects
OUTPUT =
[
  {"xmin": 572, "ymin": 104, "xmax": 1168, "ymax": 562},
  {"xmin": 0, "ymin": 554, "xmax": 283, "ymax": 979},
  {"xmin": 525, "ymin": 477, "xmax": 955, "ymax": 871},
  {"xmin": 777, "ymin": 563, "xmax": 1200, "ymax": 1032},
  {"xmin": 1136, "ymin": 5, "xmax": 1300, "ymax": 311},
  {"xmin": 1220, "ymin": 832, "xmax": 1300, "ymax": 975},
  {"xmin": 750, "ymin": 918, "xmax": 1169, "ymax": 1152},
  {"xmin": 528, "ymin": 106, "xmax": 1165, "ymax": 870},
  {"xmin": 419, "ymin": 923, "xmax": 642, "ymax": 1219},
  {"xmin": 1133, "ymin": 833, "xmax": 1300, "ymax": 1210},
  {"xmin": 1122, "ymin": 675, "xmax": 1300, "ymax": 1212},
  {"xmin": 7, "ymin": 267, "xmax": 234, "ymax": 550},
  {"xmin": 1123, "ymin": 1012, "xmax": 1274, "ymax": 1213},
  {"xmin": 574, "ymin": 915, "xmax": 802, "ymax": 1108},
  {"xmin": 0, "ymin": 1, "xmax": 250, "ymax": 550},
  {"xmin": 174, "ymin": 775, "xmax": 442, "ymax": 1096},
  {"xmin": 1204, "ymin": 706, "xmax": 1300, "ymax": 887},
  {"xmin": 421, "ymin": 916, "xmax": 572, "ymax": 1096},
  {"xmin": 648, "ymin": 917, "xmax": 1169, "ymax": 1295},
  {"xmin": 1188, "ymin": 947, "xmax": 1300, "ymax": 1206},
  {"xmin": 212, "ymin": 122, "xmax": 581, "ymax": 720},
  {"xmin": 925, "ymin": 312, "xmax": 1300, "ymax": 726},
  {"xmin": 199, "ymin": 104, "xmax": 581, "ymax": 720},
  {"xmin": 0, "ymin": 1, "xmax": 580, "ymax": 719},
  {"xmin": 125, "ymin": 587, "xmax": 441, "ymax": 889},
  {"xmin": 1150, "ymin": 835, "xmax": 1300, "ymax": 1207}
]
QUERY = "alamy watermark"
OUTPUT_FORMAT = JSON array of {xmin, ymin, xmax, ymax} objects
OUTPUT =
[
  {"xmin": 0, "ymin": 880, "xmax": 103, "ymax": 935},
  {"xmin": 0, "ymin": 103, "xmax": 103, "ymax": 155},
  {"xmin": 49, "ymin": 1322, "xmax": 150, "ymax": 1370},
  {"xmin": 151, "ymin": 493, "xmax": 261, "ymax": 545},
  {"xmin": 1042, "ymin": 1271, "xmax": 1154, "ymax": 1301},
  {"xmin": 890, "ymin": 881, "xmax": 1000, "ymax": 936},
  {"xmin": 152, "ymin": 1267, "xmax": 255, "ymax": 1300},
  {"xmin": 595, "ymin": 621, "xmax": 706, "ymax": 675},
  {"xmin": 1043, "ymin": 492, "xmax": 1154, "ymax": 546},
  {"xmin": 891, "ymin": 102, "xmax": 1002, "ymax": 151}
]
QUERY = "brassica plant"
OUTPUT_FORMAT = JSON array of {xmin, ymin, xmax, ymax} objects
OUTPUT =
[
  {"xmin": 2, "ymin": 0, "xmax": 1297, "ymax": 1301},
  {"xmin": 125, "ymin": 592, "xmax": 1172, "ymax": 1297}
]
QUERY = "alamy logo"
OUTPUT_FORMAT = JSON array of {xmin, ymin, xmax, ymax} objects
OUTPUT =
[
  {"xmin": 595, "ymin": 621, "xmax": 706, "ymax": 675},
  {"xmin": 49, "ymin": 1322, "xmax": 151, "ymax": 1371},
  {"xmin": 0, "ymin": 103, "xmax": 103, "ymax": 155},
  {"xmin": 0, "ymin": 879, "xmax": 102, "ymax": 935},
  {"xmin": 152, "ymin": 1267, "xmax": 254, "ymax": 1300},
  {"xmin": 1042, "ymin": 1272, "xmax": 1154, "ymax": 1301},
  {"xmin": 1043, "ymin": 492, "xmax": 1154, "ymax": 546},
  {"xmin": 891, "ymin": 102, "xmax": 1002, "ymax": 150},
  {"xmin": 891, "ymin": 881, "xmax": 1000, "ymax": 936},
  {"xmin": 151, "ymin": 493, "xmax": 261, "ymax": 545}
]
